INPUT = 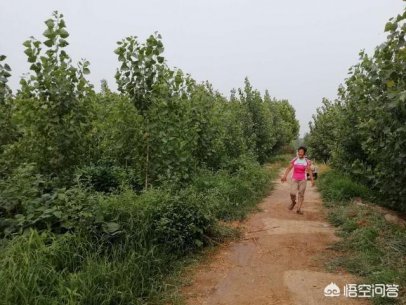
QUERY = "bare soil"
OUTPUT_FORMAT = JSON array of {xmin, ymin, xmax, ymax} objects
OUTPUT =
[{"xmin": 181, "ymin": 174, "xmax": 370, "ymax": 305}]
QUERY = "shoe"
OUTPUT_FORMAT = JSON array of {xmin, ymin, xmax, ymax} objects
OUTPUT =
[
  {"xmin": 288, "ymin": 201, "xmax": 296, "ymax": 210},
  {"xmin": 296, "ymin": 209, "xmax": 303, "ymax": 215}
]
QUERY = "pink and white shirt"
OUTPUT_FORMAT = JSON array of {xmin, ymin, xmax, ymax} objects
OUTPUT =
[{"xmin": 290, "ymin": 157, "xmax": 311, "ymax": 181}]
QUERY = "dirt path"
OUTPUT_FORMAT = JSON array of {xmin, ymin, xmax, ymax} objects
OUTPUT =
[{"xmin": 181, "ymin": 172, "xmax": 370, "ymax": 305}]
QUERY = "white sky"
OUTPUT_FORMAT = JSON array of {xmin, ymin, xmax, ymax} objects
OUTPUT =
[{"xmin": 1, "ymin": 0, "xmax": 404, "ymax": 136}]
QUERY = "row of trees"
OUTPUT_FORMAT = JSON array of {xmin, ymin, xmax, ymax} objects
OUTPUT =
[
  {"xmin": 0, "ymin": 11, "xmax": 300, "ymax": 304},
  {"xmin": 305, "ymin": 8, "xmax": 406, "ymax": 211},
  {"xmin": 0, "ymin": 11, "xmax": 298, "ymax": 207}
]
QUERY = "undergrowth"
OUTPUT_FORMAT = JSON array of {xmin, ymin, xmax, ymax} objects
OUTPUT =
[
  {"xmin": 319, "ymin": 169, "xmax": 406, "ymax": 305},
  {"xmin": 0, "ymin": 156, "xmax": 288, "ymax": 305}
]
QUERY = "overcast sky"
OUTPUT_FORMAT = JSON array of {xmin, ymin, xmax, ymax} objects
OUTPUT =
[{"xmin": 1, "ymin": 1, "xmax": 404, "ymax": 136}]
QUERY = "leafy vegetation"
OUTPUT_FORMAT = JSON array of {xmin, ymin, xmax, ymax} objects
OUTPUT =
[
  {"xmin": 305, "ymin": 7, "xmax": 406, "ymax": 212},
  {"xmin": 318, "ymin": 169, "xmax": 406, "ymax": 305},
  {"xmin": 0, "ymin": 11, "xmax": 298, "ymax": 305},
  {"xmin": 317, "ymin": 170, "xmax": 371, "ymax": 204}
]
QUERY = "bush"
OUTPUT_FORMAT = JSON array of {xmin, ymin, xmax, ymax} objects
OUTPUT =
[
  {"xmin": 76, "ymin": 164, "xmax": 140, "ymax": 193},
  {"xmin": 0, "ymin": 157, "xmax": 277, "ymax": 305},
  {"xmin": 189, "ymin": 159, "xmax": 271, "ymax": 220},
  {"xmin": 317, "ymin": 170, "xmax": 370, "ymax": 203},
  {"xmin": 98, "ymin": 188, "xmax": 215, "ymax": 255}
]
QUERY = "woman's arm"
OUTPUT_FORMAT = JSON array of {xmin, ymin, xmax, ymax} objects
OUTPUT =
[{"xmin": 281, "ymin": 163, "xmax": 293, "ymax": 182}]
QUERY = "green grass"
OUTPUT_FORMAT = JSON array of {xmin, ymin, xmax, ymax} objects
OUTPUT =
[
  {"xmin": 317, "ymin": 169, "xmax": 371, "ymax": 203},
  {"xmin": 0, "ymin": 156, "xmax": 287, "ymax": 305},
  {"xmin": 319, "ymin": 169, "xmax": 406, "ymax": 304}
]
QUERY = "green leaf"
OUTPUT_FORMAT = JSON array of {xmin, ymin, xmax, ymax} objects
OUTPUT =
[
  {"xmin": 386, "ymin": 80, "xmax": 395, "ymax": 88},
  {"xmin": 59, "ymin": 39, "xmax": 69, "ymax": 47},
  {"xmin": 53, "ymin": 211, "xmax": 62, "ymax": 218},
  {"xmin": 43, "ymin": 28, "xmax": 53, "ymax": 38},
  {"xmin": 194, "ymin": 239, "xmax": 203, "ymax": 247},
  {"xmin": 103, "ymin": 222, "xmax": 121, "ymax": 233},
  {"xmin": 59, "ymin": 28, "xmax": 69, "ymax": 38},
  {"xmin": 384, "ymin": 21, "xmax": 397, "ymax": 32},
  {"xmin": 45, "ymin": 18, "xmax": 54, "ymax": 29},
  {"xmin": 58, "ymin": 19, "xmax": 66, "ymax": 29},
  {"xmin": 44, "ymin": 40, "xmax": 53, "ymax": 47},
  {"xmin": 22, "ymin": 40, "xmax": 31, "ymax": 48}
]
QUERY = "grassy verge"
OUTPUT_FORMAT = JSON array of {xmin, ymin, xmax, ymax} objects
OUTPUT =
[
  {"xmin": 318, "ymin": 168, "xmax": 406, "ymax": 305},
  {"xmin": 0, "ymin": 155, "xmax": 289, "ymax": 305}
]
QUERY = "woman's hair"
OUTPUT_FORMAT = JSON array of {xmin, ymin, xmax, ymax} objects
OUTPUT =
[{"xmin": 297, "ymin": 146, "xmax": 307, "ymax": 154}]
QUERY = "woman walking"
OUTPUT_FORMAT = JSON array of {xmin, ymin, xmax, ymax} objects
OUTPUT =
[{"xmin": 281, "ymin": 146, "xmax": 315, "ymax": 214}]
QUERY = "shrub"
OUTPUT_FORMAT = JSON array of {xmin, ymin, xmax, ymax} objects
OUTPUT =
[
  {"xmin": 317, "ymin": 170, "xmax": 370, "ymax": 203},
  {"xmin": 76, "ymin": 164, "xmax": 127, "ymax": 193}
]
